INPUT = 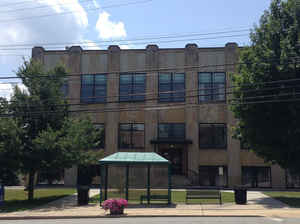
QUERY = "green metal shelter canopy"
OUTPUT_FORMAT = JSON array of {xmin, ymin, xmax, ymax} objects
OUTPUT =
[
  {"xmin": 99, "ymin": 152, "xmax": 172, "ymax": 205},
  {"xmin": 99, "ymin": 152, "xmax": 170, "ymax": 165}
]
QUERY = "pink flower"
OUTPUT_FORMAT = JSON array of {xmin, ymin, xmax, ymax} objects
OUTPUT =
[{"xmin": 102, "ymin": 198, "xmax": 128, "ymax": 211}]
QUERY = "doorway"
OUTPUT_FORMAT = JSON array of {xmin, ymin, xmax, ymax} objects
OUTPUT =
[{"xmin": 159, "ymin": 147, "xmax": 186, "ymax": 175}]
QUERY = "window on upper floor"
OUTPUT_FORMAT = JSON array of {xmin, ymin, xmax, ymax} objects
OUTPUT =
[
  {"xmin": 198, "ymin": 72, "xmax": 226, "ymax": 102},
  {"xmin": 119, "ymin": 73, "xmax": 146, "ymax": 102},
  {"xmin": 158, "ymin": 123, "xmax": 185, "ymax": 139},
  {"xmin": 94, "ymin": 124, "xmax": 105, "ymax": 149},
  {"xmin": 159, "ymin": 73, "xmax": 185, "ymax": 102},
  {"xmin": 61, "ymin": 78, "xmax": 68, "ymax": 97},
  {"xmin": 199, "ymin": 123, "xmax": 227, "ymax": 149},
  {"xmin": 119, "ymin": 123, "xmax": 145, "ymax": 149},
  {"xmin": 81, "ymin": 74, "xmax": 107, "ymax": 103}
]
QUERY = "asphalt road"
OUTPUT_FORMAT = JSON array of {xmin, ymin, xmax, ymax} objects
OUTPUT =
[{"xmin": 1, "ymin": 217, "xmax": 300, "ymax": 224}]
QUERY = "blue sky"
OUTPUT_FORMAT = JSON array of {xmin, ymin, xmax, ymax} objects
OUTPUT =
[{"xmin": 0, "ymin": 0, "xmax": 271, "ymax": 98}]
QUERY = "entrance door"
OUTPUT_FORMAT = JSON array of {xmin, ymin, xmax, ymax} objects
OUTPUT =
[{"xmin": 159, "ymin": 148, "xmax": 184, "ymax": 175}]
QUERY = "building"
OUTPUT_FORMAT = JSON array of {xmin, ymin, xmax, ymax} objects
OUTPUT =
[{"xmin": 32, "ymin": 43, "xmax": 292, "ymax": 189}]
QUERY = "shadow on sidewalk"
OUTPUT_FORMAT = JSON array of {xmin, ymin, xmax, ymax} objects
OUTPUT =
[
  {"xmin": 247, "ymin": 197, "xmax": 289, "ymax": 209},
  {"xmin": 126, "ymin": 204, "xmax": 177, "ymax": 209}
]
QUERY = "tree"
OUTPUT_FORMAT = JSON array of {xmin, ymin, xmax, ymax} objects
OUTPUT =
[
  {"xmin": 0, "ymin": 60, "xmax": 103, "ymax": 200},
  {"xmin": 231, "ymin": 0, "xmax": 300, "ymax": 173},
  {"xmin": 0, "ymin": 117, "xmax": 23, "ymax": 186}
]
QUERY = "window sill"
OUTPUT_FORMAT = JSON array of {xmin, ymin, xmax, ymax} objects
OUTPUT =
[
  {"xmin": 118, "ymin": 147, "xmax": 145, "ymax": 150},
  {"xmin": 158, "ymin": 100, "xmax": 186, "ymax": 103},
  {"xmin": 119, "ymin": 100, "xmax": 146, "ymax": 103},
  {"xmin": 199, "ymin": 147, "xmax": 227, "ymax": 150},
  {"xmin": 80, "ymin": 101, "xmax": 106, "ymax": 104},
  {"xmin": 198, "ymin": 101, "xmax": 226, "ymax": 105}
]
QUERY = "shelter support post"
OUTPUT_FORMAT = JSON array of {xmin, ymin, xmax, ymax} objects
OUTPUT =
[
  {"xmin": 104, "ymin": 165, "xmax": 108, "ymax": 200},
  {"xmin": 147, "ymin": 164, "xmax": 151, "ymax": 205},
  {"xmin": 125, "ymin": 165, "xmax": 129, "ymax": 201},
  {"xmin": 168, "ymin": 163, "xmax": 172, "ymax": 205},
  {"xmin": 99, "ymin": 165, "xmax": 103, "ymax": 206}
]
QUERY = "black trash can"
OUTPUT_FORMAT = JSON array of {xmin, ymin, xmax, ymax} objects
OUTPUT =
[
  {"xmin": 0, "ymin": 184, "xmax": 4, "ymax": 206},
  {"xmin": 77, "ymin": 186, "xmax": 90, "ymax": 206},
  {"xmin": 234, "ymin": 186, "xmax": 247, "ymax": 204}
]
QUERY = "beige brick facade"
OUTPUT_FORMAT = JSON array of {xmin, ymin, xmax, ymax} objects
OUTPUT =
[{"xmin": 32, "ymin": 43, "xmax": 287, "ymax": 188}]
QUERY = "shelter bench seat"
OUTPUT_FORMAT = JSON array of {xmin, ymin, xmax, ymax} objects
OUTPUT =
[
  {"xmin": 185, "ymin": 190, "xmax": 222, "ymax": 205},
  {"xmin": 140, "ymin": 194, "xmax": 169, "ymax": 204}
]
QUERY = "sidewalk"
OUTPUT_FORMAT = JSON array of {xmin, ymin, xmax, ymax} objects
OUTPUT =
[{"xmin": 1, "ymin": 191, "xmax": 299, "ymax": 219}]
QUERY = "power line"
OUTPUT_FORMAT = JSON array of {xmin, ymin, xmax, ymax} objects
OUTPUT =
[
  {"xmin": 1, "ymin": 83, "xmax": 300, "ymax": 117},
  {"xmin": 0, "ymin": 0, "xmax": 52, "ymax": 8},
  {"xmin": 0, "ymin": 0, "xmax": 95, "ymax": 14},
  {"xmin": 0, "ymin": 33, "xmax": 249, "ymax": 51},
  {"xmin": 0, "ymin": 56, "xmax": 298, "ymax": 80},
  {"xmin": 0, "ymin": 29, "xmax": 250, "ymax": 49},
  {"xmin": 2, "ymin": 96, "xmax": 300, "ymax": 118},
  {"xmin": 4, "ymin": 79, "xmax": 300, "ymax": 107},
  {"xmin": 0, "ymin": 0, "xmax": 153, "ymax": 24}
]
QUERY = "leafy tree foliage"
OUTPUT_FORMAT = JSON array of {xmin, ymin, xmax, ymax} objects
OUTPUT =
[
  {"xmin": 0, "ymin": 60, "xmax": 103, "ymax": 200},
  {"xmin": 231, "ymin": 0, "xmax": 300, "ymax": 173}
]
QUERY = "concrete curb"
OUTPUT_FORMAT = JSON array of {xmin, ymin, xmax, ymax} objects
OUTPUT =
[{"xmin": 0, "ymin": 215, "xmax": 263, "ymax": 220}]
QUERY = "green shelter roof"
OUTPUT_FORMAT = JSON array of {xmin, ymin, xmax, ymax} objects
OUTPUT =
[{"xmin": 99, "ymin": 152, "xmax": 170, "ymax": 165}]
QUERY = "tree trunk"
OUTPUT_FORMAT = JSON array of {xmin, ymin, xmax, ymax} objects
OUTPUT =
[{"xmin": 28, "ymin": 170, "xmax": 35, "ymax": 201}]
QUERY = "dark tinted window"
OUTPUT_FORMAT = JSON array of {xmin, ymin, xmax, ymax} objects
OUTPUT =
[
  {"xmin": 159, "ymin": 73, "xmax": 185, "ymax": 102},
  {"xmin": 120, "ymin": 73, "xmax": 146, "ymax": 102},
  {"xmin": 81, "ymin": 74, "xmax": 106, "ymax": 103},
  {"xmin": 119, "ymin": 123, "xmax": 145, "ymax": 149},
  {"xmin": 158, "ymin": 123, "xmax": 185, "ymax": 139},
  {"xmin": 199, "ymin": 72, "xmax": 225, "ymax": 102},
  {"xmin": 199, "ymin": 124, "xmax": 227, "ymax": 149},
  {"xmin": 242, "ymin": 166, "xmax": 271, "ymax": 188}
]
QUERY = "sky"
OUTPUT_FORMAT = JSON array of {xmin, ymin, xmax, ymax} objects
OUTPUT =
[{"xmin": 0, "ymin": 0, "xmax": 272, "ymax": 98}]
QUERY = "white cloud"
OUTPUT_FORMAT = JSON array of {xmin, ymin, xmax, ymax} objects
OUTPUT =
[
  {"xmin": 0, "ymin": 0, "xmax": 90, "ymax": 74},
  {"xmin": 92, "ymin": 0, "xmax": 100, "ymax": 9},
  {"xmin": 81, "ymin": 39, "xmax": 101, "ymax": 50},
  {"xmin": 42, "ymin": 0, "xmax": 88, "ymax": 28},
  {"xmin": 95, "ymin": 11, "xmax": 127, "ymax": 39},
  {"xmin": 0, "ymin": 82, "xmax": 27, "ymax": 100}
]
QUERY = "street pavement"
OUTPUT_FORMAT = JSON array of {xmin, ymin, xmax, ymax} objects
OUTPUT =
[
  {"xmin": 1, "ymin": 217, "xmax": 300, "ymax": 224},
  {"xmin": 1, "ymin": 190, "xmax": 299, "ymax": 219}
]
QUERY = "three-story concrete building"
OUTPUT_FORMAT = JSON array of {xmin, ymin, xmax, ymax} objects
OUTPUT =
[{"xmin": 32, "ymin": 43, "xmax": 291, "ymax": 188}]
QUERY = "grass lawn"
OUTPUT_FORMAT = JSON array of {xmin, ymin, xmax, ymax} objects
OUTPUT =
[
  {"xmin": 90, "ymin": 190, "xmax": 234, "ymax": 204},
  {"xmin": 1, "ymin": 188, "xmax": 76, "ymax": 213},
  {"xmin": 264, "ymin": 191, "xmax": 300, "ymax": 208}
]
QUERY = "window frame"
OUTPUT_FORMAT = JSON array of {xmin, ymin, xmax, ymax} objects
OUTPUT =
[
  {"xmin": 80, "ymin": 74, "xmax": 107, "ymax": 104},
  {"xmin": 158, "ymin": 72, "xmax": 185, "ymax": 102},
  {"xmin": 61, "ymin": 78, "xmax": 69, "ymax": 97},
  {"xmin": 118, "ymin": 123, "xmax": 145, "ymax": 149},
  {"xmin": 241, "ymin": 166, "xmax": 272, "ymax": 188},
  {"xmin": 119, "ymin": 73, "xmax": 146, "ymax": 102},
  {"xmin": 198, "ymin": 165, "xmax": 228, "ymax": 187},
  {"xmin": 158, "ymin": 123, "xmax": 186, "ymax": 140},
  {"xmin": 94, "ymin": 123, "xmax": 105, "ymax": 150},
  {"xmin": 199, "ymin": 123, "xmax": 227, "ymax": 149},
  {"xmin": 198, "ymin": 72, "xmax": 226, "ymax": 103}
]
